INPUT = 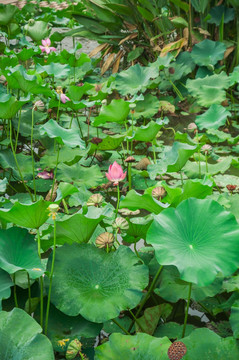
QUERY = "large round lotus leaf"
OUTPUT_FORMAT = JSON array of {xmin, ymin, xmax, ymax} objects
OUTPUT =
[
  {"xmin": 0, "ymin": 227, "xmax": 44, "ymax": 279},
  {"xmin": 146, "ymin": 198, "xmax": 239, "ymax": 286},
  {"xmin": 195, "ymin": 104, "xmax": 231, "ymax": 130},
  {"xmin": 0, "ymin": 308, "xmax": 54, "ymax": 359},
  {"xmin": 94, "ymin": 332, "xmax": 171, "ymax": 360},
  {"xmin": 229, "ymin": 300, "xmax": 239, "ymax": 338},
  {"xmin": 154, "ymin": 266, "xmax": 223, "ymax": 302},
  {"xmin": 191, "ymin": 40, "xmax": 226, "ymax": 67},
  {"xmin": 181, "ymin": 328, "xmax": 239, "ymax": 359},
  {"xmin": 0, "ymin": 268, "xmax": 13, "ymax": 309},
  {"xmin": 48, "ymin": 244, "xmax": 149, "ymax": 322}
]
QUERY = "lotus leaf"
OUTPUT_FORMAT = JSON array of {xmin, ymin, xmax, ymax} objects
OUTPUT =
[
  {"xmin": 48, "ymin": 244, "xmax": 149, "ymax": 322},
  {"xmin": 191, "ymin": 40, "xmax": 226, "ymax": 67},
  {"xmin": 146, "ymin": 198, "xmax": 239, "ymax": 286},
  {"xmin": 195, "ymin": 104, "xmax": 231, "ymax": 130}
]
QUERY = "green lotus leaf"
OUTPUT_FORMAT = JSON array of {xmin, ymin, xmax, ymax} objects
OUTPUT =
[
  {"xmin": 129, "ymin": 120, "xmax": 165, "ymax": 142},
  {"xmin": 114, "ymin": 64, "xmax": 159, "ymax": 96},
  {"xmin": 120, "ymin": 190, "xmax": 169, "ymax": 214},
  {"xmin": 154, "ymin": 322, "xmax": 195, "ymax": 339},
  {"xmin": 48, "ymin": 244, "xmax": 149, "ymax": 322},
  {"xmin": 93, "ymin": 99, "xmax": 130, "ymax": 126},
  {"xmin": 0, "ymin": 178, "xmax": 7, "ymax": 193},
  {"xmin": 195, "ymin": 104, "xmax": 231, "ymax": 130},
  {"xmin": 133, "ymin": 94, "xmax": 160, "ymax": 119},
  {"xmin": 0, "ymin": 227, "xmax": 44, "ymax": 278},
  {"xmin": 0, "ymin": 199, "xmax": 51, "ymax": 229},
  {"xmin": 103, "ymin": 316, "xmax": 135, "ymax": 335},
  {"xmin": 223, "ymin": 274, "xmax": 239, "ymax": 293},
  {"xmin": 16, "ymin": 48, "xmax": 36, "ymax": 62},
  {"xmin": 208, "ymin": 5, "xmax": 235, "ymax": 25},
  {"xmin": 40, "ymin": 119, "xmax": 85, "ymax": 149},
  {"xmin": 25, "ymin": 20, "xmax": 49, "ymax": 42},
  {"xmin": 0, "ymin": 268, "xmax": 13, "ymax": 309},
  {"xmin": 122, "ymin": 216, "xmax": 153, "ymax": 244},
  {"xmin": 90, "ymin": 135, "xmax": 124, "ymax": 152},
  {"xmin": 136, "ymin": 304, "xmax": 173, "ymax": 335},
  {"xmin": 146, "ymin": 198, "xmax": 239, "ymax": 286},
  {"xmin": 6, "ymin": 66, "xmax": 52, "ymax": 96},
  {"xmin": 36, "ymin": 63, "xmax": 71, "ymax": 79},
  {"xmin": 191, "ymin": 40, "xmax": 226, "ymax": 67},
  {"xmin": 0, "ymin": 93, "xmax": 29, "ymax": 119},
  {"xmin": 191, "ymin": 0, "xmax": 209, "ymax": 12},
  {"xmin": 154, "ymin": 266, "xmax": 223, "ymax": 302},
  {"xmin": 57, "ymin": 163, "xmax": 103, "ymax": 188},
  {"xmin": 0, "ymin": 308, "xmax": 54, "ymax": 359},
  {"xmin": 38, "ymin": 303, "xmax": 102, "ymax": 352},
  {"xmin": 68, "ymin": 83, "xmax": 94, "ymax": 101},
  {"xmin": 44, "ymin": 206, "xmax": 108, "ymax": 248},
  {"xmin": 0, "ymin": 149, "xmax": 33, "ymax": 180},
  {"xmin": 230, "ymin": 300, "xmax": 239, "ymax": 338},
  {"xmin": 0, "ymin": 4, "xmax": 19, "ymax": 25},
  {"xmin": 183, "ymin": 156, "xmax": 232, "ymax": 177},
  {"xmin": 230, "ymin": 65, "xmax": 239, "ymax": 86},
  {"xmin": 156, "ymin": 141, "xmax": 197, "ymax": 172},
  {"xmin": 186, "ymin": 73, "xmax": 230, "ymax": 107},
  {"xmin": 95, "ymin": 332, "xmax": 171, "ymax": 360},
  {"xmin": 181, "ymin": 328, "xmax": 239, "ymax": 359}
]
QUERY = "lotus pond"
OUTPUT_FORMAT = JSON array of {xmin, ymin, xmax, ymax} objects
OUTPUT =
[{"xmin": 1, "ymin": 0, "xmax": 239, "ymax": 359}]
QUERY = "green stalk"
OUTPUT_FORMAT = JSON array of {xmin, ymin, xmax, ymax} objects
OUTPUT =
[
  {"xmin": 115, "ymin": 184, "xmax": 120, "ymax": 218},
  {"xmin": 128, "ymin": 265, "xmax": 163, "ymax": 333},
  {"xmin": 128, "ymin": 163, "xmax": 132, "ymax": 190},
  {"xmin": 205, "ymin": 155, "xmax": 208, "ymax": 173},
  {"xmin": 37, "ymin": 229, "xmax": 44, "ymax": 328},
  {"xmin": 219, "ymin": 13, "xmax": 224, "ymax": 42},
  {"xmin": 27, "ymin": 272, "xmax": 32, "ymax": 314},
  {"xmin": 44, "ymin": 217, "xmax": 57, "ymax": 335},
  {"xmin": 13, "ymin": 273, "xmax": 18, "ymax": 308},
  {"xmin": 236, "ymin": 10, "xmax": 239, "ymax": 66},
  {"xmin": 112, "ymin": 318, "xmax": 131, "ymax": 335},
  {"xmin": 128, "ymin": 309, "xmax": 146, "ymax": 333},
  {"xmin": 15, "ymin": 108, "xmax": 22, "ymax": 152},
  {"xmin": 31, "ymin": 109, "xmax": 37, "ymax": 201},
  {"xmin": 188, "ymin": 0, "xmax": 192, "ymax": 47},
  {"xmin": 182, "ymin": 282, "xmax": 192, "ymax": 338},
  {"xmin": 56, "ymin": 96, "xmax": 61, "ymax": 123},
  {"xmin": 9, "ymin": 120, "xmax": 33, "ymax": 201}
]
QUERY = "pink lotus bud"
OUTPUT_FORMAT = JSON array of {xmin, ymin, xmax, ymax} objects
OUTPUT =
[
  {"xmin": 37, "ymin": 170, "xmax": 54, "ymax": 179},
  {"xmin": 105, "ymin": 161, "xmax": 126, "ymax": 186},
  {"xmin": 60, "ymin": 93, "xmax": 70, "ymax": 103}
]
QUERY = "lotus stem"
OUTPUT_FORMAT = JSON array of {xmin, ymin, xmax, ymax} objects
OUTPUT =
[
  {"xmin": 13, "ymin": 273, "xmax": 18, "ymax": 308},
  {"xmin": 27, "ymin": 272, "xmax": 32, "ymax": 315},
  {"xmin": 128, "ymin": 265, "xmax": 163, "ymax": 333},
  {"xmin": 44, "ymin": 217, "xmax": 57, "ymax": 335},
  {"xmin": 128, "ymin": 308, "xmax": 146, "ymax": 333},
  {"xmin": 116, "ymin": 184, "xmax": 120, "ymax": 218},
  {"xmin": 37, "ymin": 229, "xmax": 44, "ymax": 328},
  {"xmin": 112, "ymin": 318, "xmax": 131, "ymax": 335},
  {"xmin": 128, "ymin": 163, "xmax": 132, "ymax": 190},
  {"xmin": 182, "ymin": 282, "xmax": 192, "ymax": 338},
  {"xmin": 15, "ymin": 108, "xmax": 22, "ymax": 152},
  {"xmin": 31, "ymin": 109, "xmax": 37, "ymax": 201},
  {"xmin": 56, "ymin": 96, "xmax": 61, "ymax": 123},
  {"xmin": 9, "ymin": 120, "xmax": 33, "ymax": 201}
]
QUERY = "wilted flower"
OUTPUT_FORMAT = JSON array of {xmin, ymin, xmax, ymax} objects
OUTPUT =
[
  {"xmin": 39, "ymin": 38, "xmax": 56, "ymax": 54},
  {"xmin": 226, "ymin": 185, "xmax": 237, "ymax": 192},
  {"xmin": 91, "ymin": 137, "xmax": 103, "ymax": 145},
  {"xmin": 33, "ymin": 100, "xmax": 45, "ymax": 111},
  {"xmin": 105, "ymin": 161, "xmax": 126, "ymax": 186},
  {"xmin": 187, "ymin": 122, "xmax": 197, "ymax": 133},
  {"xmin": 152, "ymin": 186, "xmax": 166, "ymax": 200},
  {"xmin": 112, "ymin": 217, "xmax": 129, "ymax": 233},
  {"xmin": 96, "ymin": 232, "xmax": 114, "ymax": 249},
  {"xmin": 87, "ymin": 194, "xmax": 104, "ymax": 207},
  {"xmin": 201, "ymin": 144, "xmax": 212, "ymax": 155},
  {"xmin": 125, "ymin": 156, "xmax": 135, "ymax": 163},
  {"xmin": 48, "ymin": 204, "xmax": 59, "ymax": 220}
]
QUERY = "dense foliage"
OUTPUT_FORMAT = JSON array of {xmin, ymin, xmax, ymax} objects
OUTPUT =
[{"xmin": 0, "ymin": 0, "xmax": 239, "ymax": 359}]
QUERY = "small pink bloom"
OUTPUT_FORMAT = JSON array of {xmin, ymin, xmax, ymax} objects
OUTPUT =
[
  {"xmin": 60, "ymin": 93, "xmax": 70, "ymax": 103},
  {"xmin": 37, "ymin": 170, "xmax": 54, "ymax": 179},
  {"xmin": 39, "ymin": 38, "xmax": 56, "ymax": 54},
  {"xmin": 105, "ymin": 161, "xmax": 126, "ymax": 186}
]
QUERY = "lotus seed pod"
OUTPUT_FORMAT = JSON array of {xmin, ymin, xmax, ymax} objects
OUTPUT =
[
  {"xmin": 101, "ymin": 99, "xmax": 107, "ymax": 106},
  {"xmin": 112, "ymin": 217, "xmax": 129, "ymax": 232},
  {"xmin": 48, "ymin": 204, "xmax": 59, "ymax": 220},
  {"xmin": 187, "ymin": 122, "xmax": 197, "ymax": 133},
  {"xmin": 118, "ymin": 208, "xmax": 140, "ymax": 216},
  {"xmin": 201, "ymin": 144, "xmax": 212, "ymax": 155},
  {"xmin": 167, "ymin": 341, "xmax": 187, "ymax": 360},
  {"xmin": 87, "ymin": 194, "xmax": 104, "ymax": 207},
  {"xmin": 56, "ymin": 86, "xmax": 63, "ymax": 94},
  {"xmin": 28, "ymin": 19, "xmax": 35, "ymax": 25},
  {"xmin": 96, "ymin": 232, "xmax": 114, "ymax": 248},
  {"xmin": 66, "ymin": 339, "xmax": 82, "ymax": 360},
  {"xmin": 152, "ymin": 186, "xmax": 166, "ymax": 200}
]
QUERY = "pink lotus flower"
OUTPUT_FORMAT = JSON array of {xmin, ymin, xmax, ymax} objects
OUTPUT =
[
  {"xmin": 37, "ymin": 170, "xmax": 54, "ymax": 179},
  {"xmin": 39, "ymin": 38, "xmax": 56, "ymax": 54},
  {"xmin": 105, "ymin": 161, "xmax": 126, "ymax": 186},
  {"xmin": 60, "ymin": 93, "xmax": 70, "ymax": 103}
]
